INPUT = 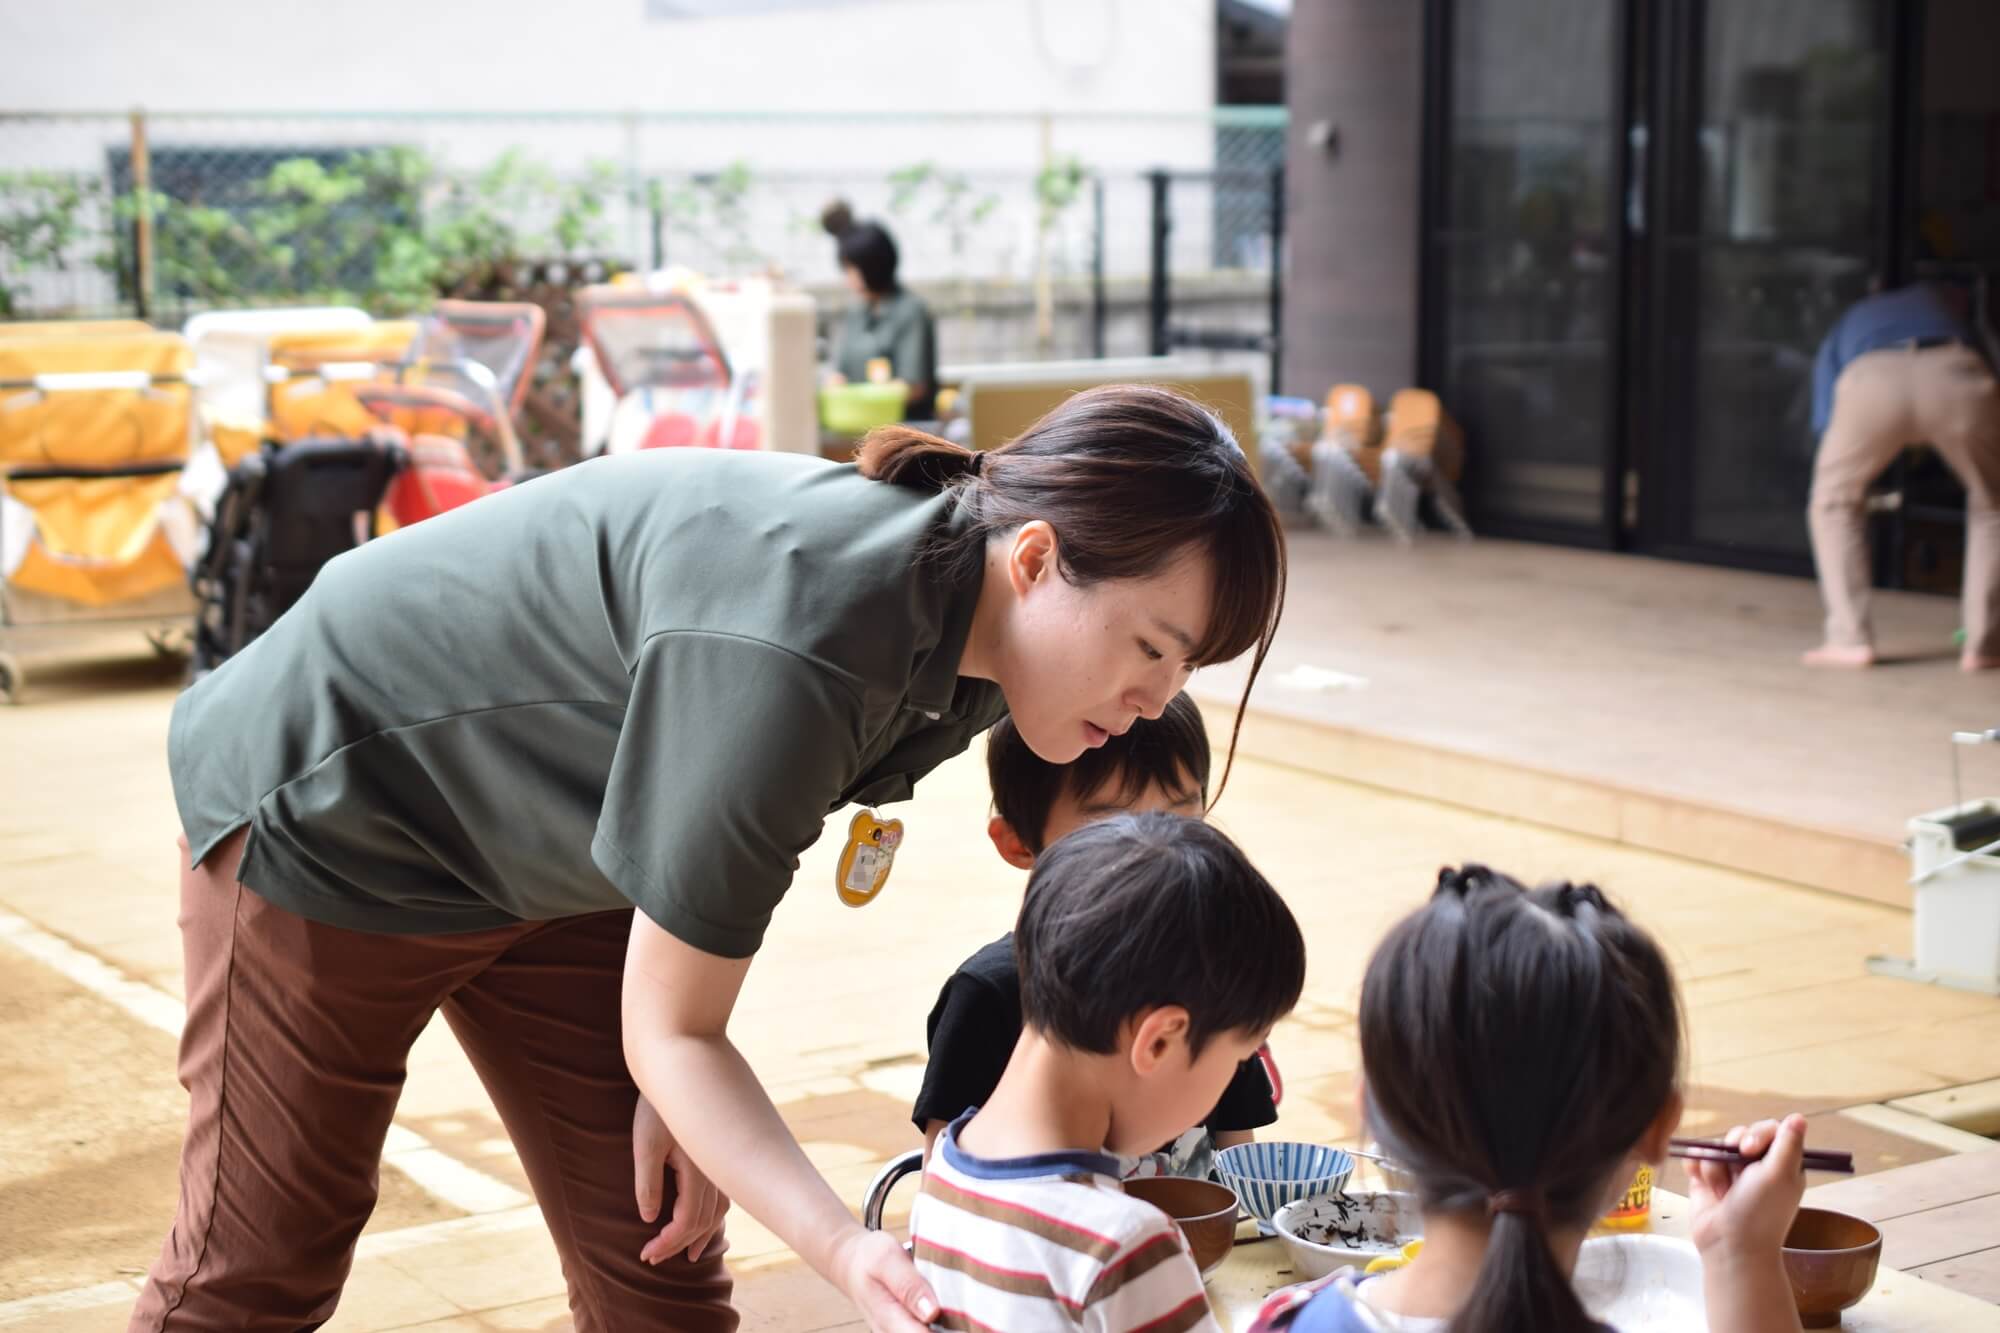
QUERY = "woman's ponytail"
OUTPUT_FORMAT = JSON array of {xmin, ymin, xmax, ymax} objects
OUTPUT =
[{"xmin": 855, "ymin": 425, "xmax": 983, "ymax": 492}]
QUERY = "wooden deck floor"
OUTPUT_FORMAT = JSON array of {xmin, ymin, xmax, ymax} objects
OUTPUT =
[{"xmin": 1193, "ymin": 531, "xmax": 1999, "ymax": 908}]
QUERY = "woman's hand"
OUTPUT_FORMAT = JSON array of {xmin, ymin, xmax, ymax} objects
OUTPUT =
[
  {"xmin": 633, "ymin": 1094, "xmax": 730, "ymax": 1264},
  {"xmin": 829, "ymin": 1226, "xmax": 941, "ymax": 1332},
  {"xmin": 625, "ymin": 915, "xmax": 937, "ymax": 1322},
  {"xmin": 1687, "ymin": 1114, "xmax": 1808, "ymax": 1258}
]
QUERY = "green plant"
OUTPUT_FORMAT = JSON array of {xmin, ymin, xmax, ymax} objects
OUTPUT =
[
  {"xmin": 886, "ymin": 161, "xmax": 1000, "ymax": 264},
  {"xmin": 553, "ymin": 160, "xmax": 619, "ymax": 257},
  {"xmin": 138, "ymin": 190, "xmax": 265, "ymax": 304},
  {"xmin": 666, "ymin": 160, "xmax": 762, "ymax": 271},
  {"xmin": 0, "ymin": 172, "xmax": 102, "ymax": 317},
  {"xmin": 253, "ymin": 156, "xmax": 372, "ymax": 297},
  {"xmin": 1035, "ymin": 154, "xmax": 1087, "ymax": 234},
  {"xmin": 16, "ymin": 144, "xmax": 627, "ymax": 319}
]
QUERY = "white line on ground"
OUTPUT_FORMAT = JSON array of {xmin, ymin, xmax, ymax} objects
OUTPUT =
[
  {"xmin": 0, "ymin": 908, "xmax": 532, "ymax": 1218},
  {"xmin": 0, "ymin": 910, "xmax": 186, "ymax": 1037},
  {"xmin": 0, "ymin": 1207, "xmax": 550, "ymax": 1326},
  {"xmin": 0, "ymin": 1280, "xmax": 143, "ymax": 1326}
]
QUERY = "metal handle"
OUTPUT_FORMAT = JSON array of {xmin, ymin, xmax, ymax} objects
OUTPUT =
[
  {"xmin": 862, "ymin": 1148, "xmax": 924, "ymax": 1231},
  {"xmin": 1952, "ymin": 730, "xmax": 2000, "ymax": 810}
]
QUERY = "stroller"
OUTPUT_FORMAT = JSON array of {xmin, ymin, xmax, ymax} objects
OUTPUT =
[
  {"xmin": 0, "ymin": 323, "xmax": 201, "ymax": 702},
  {"xmin": 263, "ymin": 301, "xmax": 542, "ymax": 527},
  {"xmin": 187, "ymin": 434, "xmax": 405, "ymax": 679},
  {"xmin": 576, "ymin": 287, "xmax": 757, "ymax": 455},
  {"xmin": 185, "ymin": 301, "xmax": 545, "ymax": 675}
]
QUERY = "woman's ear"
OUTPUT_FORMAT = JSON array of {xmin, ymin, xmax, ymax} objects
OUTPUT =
[
  {"xmin": 1005, "ymin": 520, "xmax": 1059, "ymax": 598},
  {"xmin": 1129, "ymin": 1005, "xmax": 1191, "ymax": 1077},
  {"xmin": 987, "ymin": 815, "xmax": 1036, "ymax": 871}
]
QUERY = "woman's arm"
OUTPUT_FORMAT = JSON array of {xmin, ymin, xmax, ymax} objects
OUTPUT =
[{"xmin": 622, "ymin": 912, "xmax": 941, "ymax": 1333}]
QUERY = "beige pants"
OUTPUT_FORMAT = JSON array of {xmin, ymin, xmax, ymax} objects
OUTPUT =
[{"xmin": 1808, "ymin": 342, "xmax": 2000, "ymax": 658}]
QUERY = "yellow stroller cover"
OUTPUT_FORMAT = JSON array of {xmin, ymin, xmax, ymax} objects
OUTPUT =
[{"xmin": 0, "ymin": 329, "xmax": 195, "ymax": 608}]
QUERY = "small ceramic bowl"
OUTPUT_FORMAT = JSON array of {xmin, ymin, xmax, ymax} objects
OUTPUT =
[
  {"xmin": 1782, "ymin": 1207, "xmax": 1882, "ymax": 1328},
  {"xmin": 1123, "ymin": 1176, "xmax": 1240, "ymax": 1280},
  {"xmin": 1272, "ymin": 1191, "xmax": 1420, "ymax": 1279},
  {"xmin": 1216, "ymin": 1141, "xmax": 1355, "ymax": 1226}
]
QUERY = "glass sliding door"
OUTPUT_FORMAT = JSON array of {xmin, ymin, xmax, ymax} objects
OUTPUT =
[
  {"xmin": 1644, "ymin": 0, "xmax": 1892, "ymax": 567},
  {"xmin": 1427, "ymin": 0, "xmax": 1623, "ymax": 541}
]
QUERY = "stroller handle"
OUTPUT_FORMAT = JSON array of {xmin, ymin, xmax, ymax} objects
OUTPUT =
[{"xmin": 862, "ymin": 1148, "xmax": 924, "ymax": 1231}]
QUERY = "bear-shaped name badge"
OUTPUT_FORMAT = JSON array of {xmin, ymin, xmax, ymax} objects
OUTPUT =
[{"xmin": 835, "ymin": 809, "xmax": 904, "ymax": 907}]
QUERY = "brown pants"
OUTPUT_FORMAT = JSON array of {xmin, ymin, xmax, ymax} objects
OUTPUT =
[
  {"xmin": 1808, "ymin": 342, "xmax": 2000, "ymax": 657},
  {"xmin": 131, "ymin": 829, "xmax": 737, "ymax": 1331}
]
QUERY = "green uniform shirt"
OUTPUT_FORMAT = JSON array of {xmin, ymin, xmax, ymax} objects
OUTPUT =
[
  {"xmin": 169, "ymin": 450, "xmax": 1005, "ymax": 958},
  {"xmin": 833, "ymin": 287, "xmax": 937, "ymax": 418}
]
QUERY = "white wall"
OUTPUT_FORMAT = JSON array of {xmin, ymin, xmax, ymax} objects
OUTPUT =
[
  {"xmin": 2, "ymin": 0, "xmax": 1232, "ymax": 288},
  {"xmin": 0, "ymin": 0, "xmax": 1213, "ymax": 124}
]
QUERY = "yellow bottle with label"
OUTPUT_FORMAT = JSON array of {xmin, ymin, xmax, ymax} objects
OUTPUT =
[{"xmin": 1600, "ymin": 1164, "xmax": 1654, "ymax": 1230}]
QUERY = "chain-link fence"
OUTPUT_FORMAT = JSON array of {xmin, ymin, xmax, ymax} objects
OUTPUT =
[{"xmin": 0, "ymin": 107, "xmax": 1284, "ymax": 371}]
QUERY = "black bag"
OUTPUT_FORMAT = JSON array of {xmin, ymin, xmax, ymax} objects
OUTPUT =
[{"xmin": 189, "ymin": 435, "xmax": 404, "ymax": 678}]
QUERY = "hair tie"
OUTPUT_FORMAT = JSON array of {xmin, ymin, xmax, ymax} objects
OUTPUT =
[
  {"xmin": 969, "ymin": 450, "xmax": 986, "ymax": 476},
  {"xmin": 1487, "ymin": 1188, "xmax": 1546, "ymax": 1221}
]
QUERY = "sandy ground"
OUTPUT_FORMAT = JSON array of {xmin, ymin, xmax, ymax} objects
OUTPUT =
[{"xmin": 3, "ymin": 638, "xmax": 1996, "ymax": 1328}]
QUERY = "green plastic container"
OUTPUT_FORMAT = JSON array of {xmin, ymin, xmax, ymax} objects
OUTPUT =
[{"xmin": 819, "ymin": 382, "xmax": 907, "ymax": 436}]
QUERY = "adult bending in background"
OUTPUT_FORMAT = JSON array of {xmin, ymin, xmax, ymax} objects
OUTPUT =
[
  {"xmin": 822, "ymin": 199, "xmax": 938, "ymax": 420},
  {"xmin": 1804, "ymin": 280, "xmax": 2000, "ymax": 671}
]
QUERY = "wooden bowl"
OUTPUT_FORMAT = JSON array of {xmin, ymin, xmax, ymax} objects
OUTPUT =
[
  {"xmin": 1123, "ymin": 1176, "xmax": 1240, "ymax": 1280},
  {"xmin": 1782, "ymin": 1207, "xmax": 1882, "ymax": 1328}
]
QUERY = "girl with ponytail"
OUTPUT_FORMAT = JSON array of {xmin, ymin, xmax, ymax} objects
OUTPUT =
[{"xmin": 1255, "ymin": 867, "xmax": 1809, "ymax": 1333}]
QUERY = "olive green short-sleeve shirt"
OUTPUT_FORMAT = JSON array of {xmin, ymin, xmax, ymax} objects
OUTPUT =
[
  {"xmin": 833, "ymin": 287, "xmax": 937, "ymax": 418},
  {"xmin": 169, "ymin": 450, "xmax": 1006, "ymax": 958}
]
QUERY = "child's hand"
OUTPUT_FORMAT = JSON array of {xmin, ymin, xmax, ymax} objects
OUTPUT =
[{"xmin": 1686, "ymin": 1114, "xmax": 1808, "ymax": 1261}]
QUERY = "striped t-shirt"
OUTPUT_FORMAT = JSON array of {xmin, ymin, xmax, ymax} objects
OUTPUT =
[{"xmin": 910, "ymin": 1110, "xmax": 1222, "ymax": 1332}]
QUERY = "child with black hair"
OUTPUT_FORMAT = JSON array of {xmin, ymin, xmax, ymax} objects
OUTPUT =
[
  {"xmin": 912, "ymin": 694, "xmax": 1281, "ymax": 1178},
  {"xmin": 910, "ymin": 811, "xmax": 1308, "ymax": 1333},
  {"xmin": 1252, "ymin": 866, "xmax": 1807, "ymax": 1333}
]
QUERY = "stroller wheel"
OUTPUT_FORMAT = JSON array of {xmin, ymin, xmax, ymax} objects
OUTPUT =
[{"xmin": 0, "ymin": 652, "xmax": 21, "ymax": 705}]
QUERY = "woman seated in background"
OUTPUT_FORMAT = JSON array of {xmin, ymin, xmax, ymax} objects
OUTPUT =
[{"xmin": 822, "ymin": 198, "xmax": 937, "ymax": 420}]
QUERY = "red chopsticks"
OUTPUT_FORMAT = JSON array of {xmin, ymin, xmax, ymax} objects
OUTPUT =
[{"xmin": 1668, "ymin": 1136, "xmax": 1854, "ymax": 1175}]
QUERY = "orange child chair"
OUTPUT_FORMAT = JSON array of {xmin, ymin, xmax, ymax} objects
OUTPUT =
[
  {"xmin": 1375, "ymin": 388, "xmax": 1471, "ymax": 542},
  {"xmin": 1306, "ymin": 383, "xmax": 1382, "ymax": 536}
]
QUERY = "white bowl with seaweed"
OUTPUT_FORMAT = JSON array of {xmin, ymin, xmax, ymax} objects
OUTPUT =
[{"xmin": 1272, "ymin": 1191, "xmax": 1422, "ymax": 1279}]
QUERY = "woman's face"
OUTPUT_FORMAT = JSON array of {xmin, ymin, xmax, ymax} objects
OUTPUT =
[
  {"xmin": 992, "ymin": 526, "xmax": 1214, "ymax": 765},
  {"xmin": 841, "ymin": 263, "xmax": 867, "ymax": 298}
]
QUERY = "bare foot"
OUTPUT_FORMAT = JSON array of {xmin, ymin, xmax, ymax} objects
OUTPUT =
[
  {"xmin": 1963, "ymin": 653, "xmax": 2000, "ymax": 672},
  {"xmin": 1803, "ymin": 644, "xmax": 1877, "ymax": 668}
]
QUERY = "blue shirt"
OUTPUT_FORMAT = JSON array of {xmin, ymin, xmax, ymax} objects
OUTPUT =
[
  {"xmin": 1812, "ymin": 285, "xmax": 1972, "ymax": 438},
  {"xmin": 1284, "ymin": 1279, "xmax": 1614, "ymax": 1333}
]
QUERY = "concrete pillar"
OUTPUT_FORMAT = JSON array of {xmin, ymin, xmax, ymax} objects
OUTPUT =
[{"xmin": 1282, "ymin": 0, "xmax": 1427, "ymax": 401}]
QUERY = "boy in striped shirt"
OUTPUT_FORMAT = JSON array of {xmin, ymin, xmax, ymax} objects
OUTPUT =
[
  {"xmin": 914, "ymin": 698, "xmax": 1281, "ymax": 1180},
  {"xmin": 911, "ymin": 812, "xmax": 1307, "ymax": 1332}
]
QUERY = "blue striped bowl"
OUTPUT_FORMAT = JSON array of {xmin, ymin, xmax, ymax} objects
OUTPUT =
[{"xmin": 1215, "ymin": 1142, "xmax": 1355, "ymax": 1225}]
